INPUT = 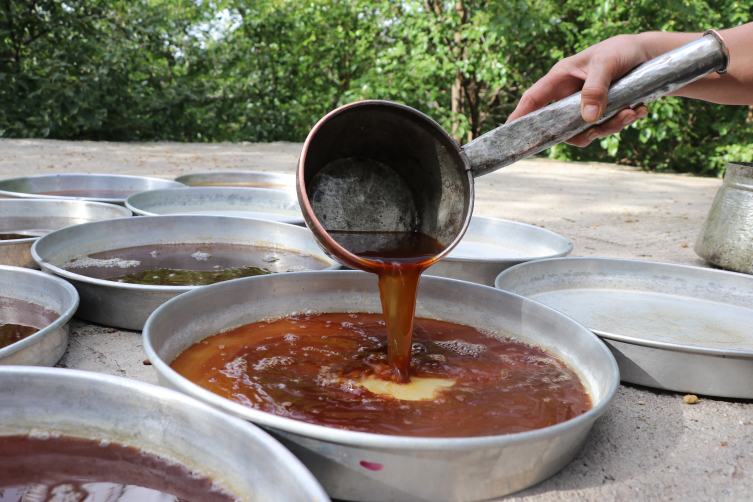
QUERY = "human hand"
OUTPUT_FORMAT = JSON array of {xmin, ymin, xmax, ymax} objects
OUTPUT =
[{"xmin": 507, "ymin": 34, "xmax": 651, "ymax": 147}]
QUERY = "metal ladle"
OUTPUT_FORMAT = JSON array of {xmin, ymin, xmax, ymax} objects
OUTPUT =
[{"xmin": 297, "ymin": 31, "xmax": 729, "ymax": 270}]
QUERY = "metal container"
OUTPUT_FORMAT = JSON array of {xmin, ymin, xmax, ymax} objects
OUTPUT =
[
  {"xmin": 175, "ymin": 171, "xmax": 296, "ymax": 191},
  {"xmin": 0, "ymin": 366, "xmax": 329, "ymax": 502},
  {"xmin": 143, "ymin": 271, "xmax": 619, "ymax": 502},
  {"xmin": 32, "ymin": 215, "xmax": 340, "ymax": 330},
  {"xmin": 126, "ymin": 186, "xmax": 304, "ymax": 225},
  {"xmin": 0, "ymin": 199, "xmax": 132, "ymax": 268},
  {"xmin": 0, "ymin": 173, "xmax": 184, "ymax": 205},
  {"xmin": 425, "ymin": 216, "xmax": 572, "ymax": 285},
  {"xmin": 298, "ymin": 33, "xmax": 729, "ymax": 272},
  {"xmin": 695, "ymin": 161, "xmax": 753, "ymax": 274},
  {"xmin": 0, "ymin": 265, "xmax": 78, "ymax": 366},
  {"xmin": 298, "ymin": 100, "xmax": 474, "ymax": 272},
  {"xmin": 495, "ymin": 257, "xmax": 753, "ymax": 398}
]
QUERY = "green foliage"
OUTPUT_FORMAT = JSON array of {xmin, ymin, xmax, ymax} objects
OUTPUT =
[
  {"xmin": 0, "ymin": 0, "xmax": 208, "ymax": 140},
  {"xmin": 1, "ymin": 0, "xmax": 751, "ymax": 175}
]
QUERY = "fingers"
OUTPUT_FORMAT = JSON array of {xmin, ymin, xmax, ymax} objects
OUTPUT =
[
  {"xmin": 507, "ymin": 60, "xmax": 587, "ymax": 123},
  {"xmin": 565, "ymin": 105, "xmax": 649, "ymax": 147},
  {"xmin": 579, "ymin": 51, "xmax": 624, "ymax": 123}
]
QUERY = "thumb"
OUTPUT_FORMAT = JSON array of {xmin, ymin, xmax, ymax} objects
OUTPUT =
[{"xmin": 580, "ymin": 54, "xmax": 621, "ymax": 123}]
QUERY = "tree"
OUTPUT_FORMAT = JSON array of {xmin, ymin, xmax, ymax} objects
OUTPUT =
[{"xmin": 1, "ymin": 0, "xmax": 750, "ymax": 175}]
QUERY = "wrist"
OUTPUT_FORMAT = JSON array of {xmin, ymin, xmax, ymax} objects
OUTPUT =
[{"xmin": 634, "ymin": 32, "xmax": 667, "ymax": 61}]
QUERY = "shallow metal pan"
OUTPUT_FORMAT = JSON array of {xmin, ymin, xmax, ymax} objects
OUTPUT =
[
  {"xmin": 175, "ymin": 171, "xmax": 296, "ymax": 191},
  {"xmin": 143, "ymin": 270, "xmax": 619, "ymax": 502},
  {"xmin": 0, "ymin": 265, "xmax": 78, "ymax": 366},
  {"xmin": 495, "ymin": 257, "xmax": 753, "ymax": 398},
  {"xmin": 0, "ymin": 173, "xmax": 184, "ymax": 205},
  {"xmin": 425, "ymin": 216, "xmax": 572, "ymax": 285},
  {"xmin": 32, "ymin": 215, "xmax": 340, "ymax": 330},
  {"xmin": 0, "ymin": 366, "xmax": 329, "ymax": 501},
  {"xmin": 126, "ymin": 186, "xmax": 304, "ymax": 225},
  {"xmin": 0, "ymin": 199, "xmax": 132, "ymax": 268}
]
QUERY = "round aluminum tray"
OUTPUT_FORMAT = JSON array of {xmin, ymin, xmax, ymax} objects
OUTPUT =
[
  {"xmin": 0, "ymin": 366, "xmax": 329, "ymax": 501},
  {"xmin": 495, "ymin": 257, "xmax": 753, "ymax": 398},
  {"xmin": 175, "ymin": 171, "xmax": 295, "ymax": 190},
  {"xmin": 0, "ymin": 199, "xmax": 132, "ymax": 268},
  {"xmin": 126, "ymin": 186, "xmax": 304, "ymax": 225},
  {"xmin": 0, "ymin": 265, "xmax": 79, "ymax": 366},
  {"xmin": 32, "ymin": 215, "xmax": 339, "ymax": 330},
  {"xmin": 425, "ymin": 216, "xmax": 573, "ymax": 286},
  {"xmin": 143, "ymin": 271, "xmax": 619, "ymax": 502},
  {"xmin": 0, "ymin": 173, "xmax": 184, "ymax": 204}
]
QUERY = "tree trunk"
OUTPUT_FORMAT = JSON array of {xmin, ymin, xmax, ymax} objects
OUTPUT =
[
  {"xmin": 451, "ymin": 76, "xmax": 463, "ymax": 143},
  {"xmin": 465, "ymin": 75, "xmax": 481, "ymax": 141}
]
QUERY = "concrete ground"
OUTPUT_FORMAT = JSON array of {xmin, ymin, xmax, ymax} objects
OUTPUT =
[{"xmin": 1, "ymin": 139, "xmax": 751, "ymax": 501}]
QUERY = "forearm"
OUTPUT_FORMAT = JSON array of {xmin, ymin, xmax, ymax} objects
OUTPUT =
[{"xmin": 638, "ymin": 23, "xmax": 753, "ymax": 104}]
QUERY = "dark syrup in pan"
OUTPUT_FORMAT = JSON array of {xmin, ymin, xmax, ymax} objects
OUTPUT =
[
  {"xmin": 0, "ymin": 435, "xmax": 236, "ymax": 501},
  {"xmin": 172, "ymin": 312, "xmax": 592, "ymax": 438},
  {"xmin": 63, "ymin": 243, "xmax": 329, "ymax": 286},
  {"xmin": 0, "ymin": 297, "xmax": 58, "ymax": 350}
]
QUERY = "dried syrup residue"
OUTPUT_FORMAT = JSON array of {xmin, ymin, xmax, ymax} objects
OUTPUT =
[{"xmin": 171, "ymin": 312, "xmax": 592, "ymax": 438}]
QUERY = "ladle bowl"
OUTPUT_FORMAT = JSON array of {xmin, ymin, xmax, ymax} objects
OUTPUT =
[
  {"xmin": 298, "ymin": 101, "xmax": 474, "ymax": 272},
  {"xmin": 144, "ymin": 271, "xmax": 619, "ymax": 502}
]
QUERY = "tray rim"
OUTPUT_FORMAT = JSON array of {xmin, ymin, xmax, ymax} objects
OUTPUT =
[
  {"xmin": 0, "ymin": 265, "xmax": 79, "ymax": 360},
  {"xmin": 125, "ymin": 186, "xmax": 303, "ymax": 224},
  {"xmin": 495, "ymin": 257, "xmax": 753, "ymax": 359},
  {"xmin": 143, "ymin": 270, "xmax": 620, "ymax": 451},
  {"xmin": 174, "ymin": 170, "xmax": 296, "ymax": 186},
  {"xmin": 31, "ymin": 214, "xmax": 339, "ymax": 292},
  {"xmin": 0, "ymin": 173, "xmax": 184, "ymax": 203},
  {"xmin": 442, "ymin": 215, "xmax": 573, "ymax": 263}
]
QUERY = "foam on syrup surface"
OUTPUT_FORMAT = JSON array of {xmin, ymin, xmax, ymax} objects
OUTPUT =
[{"xmin": 171, "ymin": 312, "xmax": 592, "ymax": 437}]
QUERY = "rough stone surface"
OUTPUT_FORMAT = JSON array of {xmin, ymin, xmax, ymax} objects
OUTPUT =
[{"xmin": 1, "ymin": 138, "xmax": 751, "ymax": 502}]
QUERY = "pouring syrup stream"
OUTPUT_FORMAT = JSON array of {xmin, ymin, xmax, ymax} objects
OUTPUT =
[{"xmin": 328, "ymin": 231, "xmax": 446, "ymax": 383}]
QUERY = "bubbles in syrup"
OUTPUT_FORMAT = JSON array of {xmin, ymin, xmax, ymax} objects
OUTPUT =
[
  {"xmin": 286, "ymin": 266, "xmax": 310, "ymax": 272},
  {"xmin": 253, "ymin": 356, "xmax": 294, "ymax": 371},
  {"xmin": 63, "ymin": 257, "xmax": 140, "ymax": 269},
  {"xmin": 191, "ymin": 251, "xmax": 211, "ymax": 261},
  {"xmin": 172, "ymin": 313, "xmax": 593, "ymax": 437},
  {"xmin": 435, "ymin": 340, "xmax": 487, "ymax": 357}
]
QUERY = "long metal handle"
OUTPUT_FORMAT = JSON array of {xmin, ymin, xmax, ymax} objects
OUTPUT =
[{"xmin": 464, "ymin": 31, "xmax": 729, "ymax": 177}]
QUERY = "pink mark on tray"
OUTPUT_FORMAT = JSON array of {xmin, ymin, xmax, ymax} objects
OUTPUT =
[{"xmin": 360, "ymin": 460, "xmax": 383, "ymax": 471}]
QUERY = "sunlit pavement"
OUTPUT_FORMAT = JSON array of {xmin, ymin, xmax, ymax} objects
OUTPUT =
[{"xmin": 2, "ymin": 138, "xmax": 749, "ymax": 502}]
